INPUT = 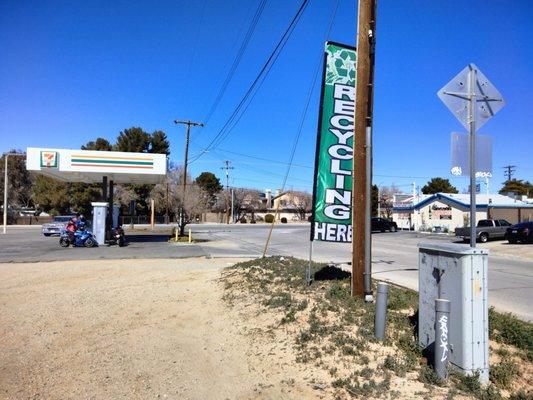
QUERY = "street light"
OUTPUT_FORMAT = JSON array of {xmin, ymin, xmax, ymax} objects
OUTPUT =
[{"xmin": 3, "ymin": 152, "xmax": 26, "ymax": 234}]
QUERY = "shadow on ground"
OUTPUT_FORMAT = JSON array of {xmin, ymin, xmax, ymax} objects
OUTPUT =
[
  {"xmin": 314, "ymin": 265, "xmax": 351, "ymax": 281},
  {"xmin": 126, "ymin": 234, "xmax": 170, "ymax": 243}
]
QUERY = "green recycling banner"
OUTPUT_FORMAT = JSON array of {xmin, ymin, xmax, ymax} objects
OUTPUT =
[{"xmin": 311, "ymin": 42, "xmax": 356, "ymax": 243}]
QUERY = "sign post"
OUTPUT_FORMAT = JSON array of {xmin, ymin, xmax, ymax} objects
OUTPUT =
[{"xmin": 438, "ymin": 64, "xmax": 505, "ymax": 247}]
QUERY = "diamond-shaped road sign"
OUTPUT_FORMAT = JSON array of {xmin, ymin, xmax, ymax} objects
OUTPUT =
[{"xmin": 437, "ymin": 63, "xmax": 505, "ymax": 131}]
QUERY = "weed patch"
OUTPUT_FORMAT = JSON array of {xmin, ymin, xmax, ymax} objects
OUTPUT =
[{"xmin": 221, "ymin": 256, "xmax": 532, "ymax": 399}]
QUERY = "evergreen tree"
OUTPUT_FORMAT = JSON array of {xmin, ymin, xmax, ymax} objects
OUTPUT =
[
  {"xmin": 150, "ymin": 130, "xmax": 170, "ymax": 155},
  {"xmin": 81, "ymin": 138, "xmax": 113, "ymax": 151},
  {"xmin": 421, "ymin": 178, "xmax": 458, "ymax": 194}
]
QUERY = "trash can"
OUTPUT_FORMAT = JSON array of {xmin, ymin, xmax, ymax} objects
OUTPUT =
[{"xmin": 418, "ymin": 243, "xmax": 489, "ymax": 383}]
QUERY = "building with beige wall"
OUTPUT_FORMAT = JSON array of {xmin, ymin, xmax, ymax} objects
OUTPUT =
[{"xmin": 392, "ymin": 193, "xmax": 533, "ymax": 232}]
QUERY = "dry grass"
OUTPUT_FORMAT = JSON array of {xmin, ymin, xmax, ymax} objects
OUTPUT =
[{"xmin": 221, "ymin": 256, "xmax": 533, "ymax": 399}]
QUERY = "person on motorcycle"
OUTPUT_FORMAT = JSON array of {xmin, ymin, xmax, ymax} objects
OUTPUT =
[{"xmin": 66, "ymin": 216, "xmax": 77, "ymax": 246}]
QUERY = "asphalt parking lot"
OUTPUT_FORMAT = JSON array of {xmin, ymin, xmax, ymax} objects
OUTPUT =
[{"xmin": 0, "ymin": 226, "xmax": 203, "ymax": 263}]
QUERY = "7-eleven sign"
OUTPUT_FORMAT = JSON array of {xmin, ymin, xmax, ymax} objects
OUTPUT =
[{"xmin": 40, "ymin": 151, "xmax": 58, "ymax": 168}]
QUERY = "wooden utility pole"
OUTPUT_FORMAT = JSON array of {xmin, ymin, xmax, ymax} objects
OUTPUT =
[
  {"xmin": 174, "ymin": 119, "xmax": 204, "ymax": 236},
  {"xmin": 352, "ymin": 0, "xmax": 377, "ymax": 297}
]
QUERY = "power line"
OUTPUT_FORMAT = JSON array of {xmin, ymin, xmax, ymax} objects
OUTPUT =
[
  {"xmin": 263, "ymin": 0, "xmax": 340, "ymax": 256},
  {"xmin": 204, "ymin": 0, "xmax": 309, "ymax": 152},
  {"xmin": 216, "ymin": 149, "xmax": 311, "ymax": 168},
  {"xmin": 213, "ymin": 150, "xmax": 311, "ymax": 184},
  {"xmin": 203, "ymin": 0, "xmax": 267, "ymax": 122},
  {"xmin": 189, "ymin": 0, "xmax": 310, "ymax": 164}
]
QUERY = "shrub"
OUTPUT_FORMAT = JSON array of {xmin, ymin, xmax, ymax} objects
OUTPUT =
[
  {"xmin": 281, "ymin": 217, "xmax": 288, "ymax": 223},
  {"xmin": 264, "ymin": 214, "xmax": 275, "ymax": 223},
  {"xmin": 418, "ymin": 365, "xmax": 443, "ymax": 386},
  {"xmin": 490, "ymin": 359, "xmax": 518, "ymax": 389},
  {"xmin": 307, "ymin": 215, "xmax": 313, "ymax": 222},
  {"xmin": 489, "ymin": 307, "xmax": 533, "ymax": 360},
  {"xmin": 239, "ymin": 217, "xmax": 247, "ymax": 223},
  {"xmin": 250, "ymin": 219, "xmax": 256, "ymax": 224}
]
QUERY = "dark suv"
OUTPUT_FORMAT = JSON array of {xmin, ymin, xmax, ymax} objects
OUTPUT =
[
  {"xmin": 371, "ymin": 217, "xmax": 398, "ymax": 233},
  {"xmin": 505, "ymin": 221, "xmax": 533, "ymax": 244}
]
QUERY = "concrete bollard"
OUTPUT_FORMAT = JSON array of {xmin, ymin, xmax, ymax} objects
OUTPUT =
[
  {"xmin": 435, "ymin": 299, "xmax": 451, "ymax": 380},
  {"xmin": 374, "ymin": 282, "xmax": 389, "ymax": 341}
]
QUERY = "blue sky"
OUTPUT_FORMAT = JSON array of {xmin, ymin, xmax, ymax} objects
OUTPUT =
[{"xmin": 1, "ymin": 0, "xmax": 532, "ymax": 194}]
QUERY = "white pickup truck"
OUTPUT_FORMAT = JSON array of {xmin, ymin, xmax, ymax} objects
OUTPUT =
[{"xmin": 455, "ymin": 219, "xmax": 512, "ymax": 243}]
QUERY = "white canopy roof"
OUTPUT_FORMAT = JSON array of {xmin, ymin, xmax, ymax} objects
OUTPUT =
[{"xmin": 26, "ymin": 147, "xmax": 167, "ymax": 184}]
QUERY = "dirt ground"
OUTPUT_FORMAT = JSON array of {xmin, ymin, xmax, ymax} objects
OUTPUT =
[{"xmin": 0, "ymin": 258, "xmax": 320, "ymax": 400}]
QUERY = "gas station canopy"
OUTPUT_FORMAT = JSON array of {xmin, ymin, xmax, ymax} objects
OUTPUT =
[{"xmin": 26, "ymin": 147, "xmax": 167, "ymax": 184}]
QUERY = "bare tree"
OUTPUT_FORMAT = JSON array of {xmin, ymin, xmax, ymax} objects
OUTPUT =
[
  {"xmin": 113, "ymin": 184, "xmax": 137, "ymax": 207},
  {"xmin": 151, "ymin": 165, "xmax": 209, "ymax": 226},
  {"xmin": 286, "ymin": 191, "xmax": 313, "ymax": 220},
  {"xmin": 213, "ymin": 188, "xmax": 262, "ymax": 222},
  {"xmin": 378, "ymin": 184, "xmax": 402, "ymax": 218}
]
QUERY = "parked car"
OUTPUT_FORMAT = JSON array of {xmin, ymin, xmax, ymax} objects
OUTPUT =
[
  {"xmin": 371, "ymin": 217, "xmax": 397, "ymax": 232},
  {"xmin": 505, "ymin": 221, "xmax": 533, "ymax": 244},
  {"xmin": 455, "ymin": 219, "xmax": 512, "ymax": 243},
  {"xmin": 42, "ymin": 215, "xmax": 73, "ymax": 236}
]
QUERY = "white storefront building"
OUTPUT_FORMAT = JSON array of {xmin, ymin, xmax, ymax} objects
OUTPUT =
[{"xmin": 392, "ymin": 193, "xmax": 533, "ymax": 232}]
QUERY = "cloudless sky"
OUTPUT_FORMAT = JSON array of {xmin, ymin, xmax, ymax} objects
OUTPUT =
[{"xmin": 1, "ymin": 0, "xmax": 532, "ymax": 194}]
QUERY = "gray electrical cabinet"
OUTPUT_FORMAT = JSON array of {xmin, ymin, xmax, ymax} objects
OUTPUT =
[
  {"xmin": 91, "ymin": 202, "xmax": 108, "ymax": 246},
  {"xmin": 418, "ymin": 243, "xmax": 489, "ymax": 382}
]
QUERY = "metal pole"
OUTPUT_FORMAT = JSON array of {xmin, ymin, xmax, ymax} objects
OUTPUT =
[
  {"xmin": 364, "ymin": 126, "xmax": 373, "ymax": 300},
  {"xmin": 231, "ymin": 188, "xmax": 234, "ymax": 223},
  {"xmin": 165, "ymin": 182, "xmax": 169, "ymax": 224},
  {"xmin": 434, "ymin": 298, "xmax": 451, "ymax": 380},
  {"xmin": 307, "ymin": 240, "xmax": 313, "ymax": 285},
  {"xmin": 377, "ymin": 187, "xmax": 380, "ymax": 217},
  {"xmin": 352, "ymin": 0, "xmax": 377, "ymax": 297},
  {"xmin": 3, "ymin": 155, "xmax": 8, "ymax": 234},
  {"xmin": 150, "ymin": 198, "xmax": 155, "ymax": 229},
  {"xmin": 374, "ymin": 282, "xmax": 389, "ymax": 340},
  {"xmin": 221, "ymin": 160, "xmax": 233, "ymax": 224},
  {"xmin": 468, "ymin": 65, "xmax": 477, "ymax": 248}
]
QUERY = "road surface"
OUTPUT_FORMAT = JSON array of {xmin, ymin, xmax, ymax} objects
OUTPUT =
[{"xmin": 1, "ymin": 224, "xmax": 531, "ymax": 320}]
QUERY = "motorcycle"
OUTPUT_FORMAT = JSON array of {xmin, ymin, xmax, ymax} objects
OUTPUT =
[
  {"xmin": 107, "ymin": 226, "xmax": 125, "ymax": 247},
  {"xmin": 59, "ymin": 228, "xmax": 98, "ymax": 248}
]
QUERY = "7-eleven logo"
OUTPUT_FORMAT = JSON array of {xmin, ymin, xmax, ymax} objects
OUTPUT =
[{"xmin": 40, "ymin": 151, "xmax": 58, "ymax": 168}]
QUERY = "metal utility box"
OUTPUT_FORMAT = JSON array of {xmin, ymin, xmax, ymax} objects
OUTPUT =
[
  {"xmin": 418, "ymin": 243, "xmax": 489, "ymax": 382},
  {"xmin": 91, "ymin": 202, "xmax": 108, "ymax": 246}
]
